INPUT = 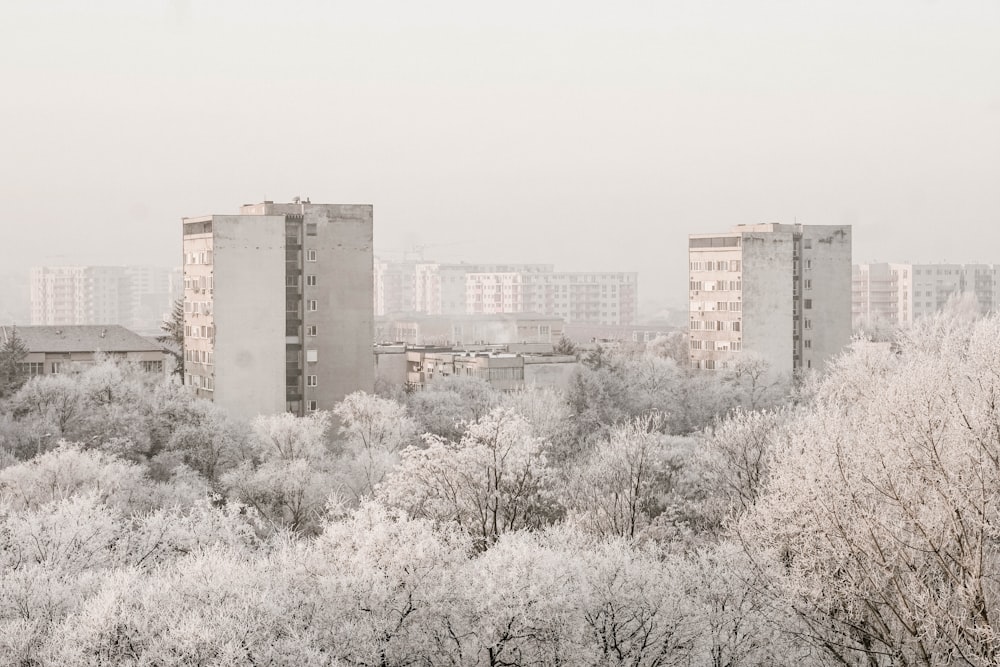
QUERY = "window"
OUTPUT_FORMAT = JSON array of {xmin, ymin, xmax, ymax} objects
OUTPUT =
[
  {"xmin": 804, "ymin": 279, "xmax": 812, "ymax": 290},
  {"xmin": 307, "ymin": 375, "xmax": 318, "ymax": 387},
  {"xmin": 732, "ymin": 321, "xmax": 740, "ymax": 332},
  {"xmin": 308, "ymin": 300, "xmax": 318, "ymax": 312},
  {"xmin": 306, "ymin": 223, "xmax": 317, "ymax": 236},
  {"xmin": 306, "ymin": 275, "xmax": 317, "ymax": 286},
  {"xmin": 306, "ymin": 325, "xmax": 317, "ymax": 336},
  {"xmin": 17, "ymin": 362, "xmax": 44, "ymax": 376},
  {"xmin": 690, "ymin": 340, "xmax": 702, "ymax": 350},
  {"xmin": 804, "ymin": 339, "xmax": 812, "ymax": 349},
  {"xmin": 804, "ymin": 318, "xmax": 813, "ymax": 329},
  {"xmin": 306, "ymin": 349, "xmax": 318, "ymax": 363},
  {"xmin": 805, "ymin": 259, "xmax": 812, "ymax": 270},
  {"xmin": 307, "ymin": 250, "xmax": 317, "ymax": 262},
  {"xmin": 307, "ymin": 400, "xmax": 318, "ymax": 411},
  {"xmin": 804, "ymin": 299, "xmax": 812, "ymax": 309},
  {"xmin": 141, "ymin": 360, "xmax": 164, "ymax": 373},
  {"xmin": 50, "ymin": 362, "xmax": 62, "ymax": 374}
]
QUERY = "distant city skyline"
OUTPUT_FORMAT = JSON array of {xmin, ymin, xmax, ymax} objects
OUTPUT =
[{"xmin": 1, "ymin": 1, "xmax": 996, "ymax": 310}]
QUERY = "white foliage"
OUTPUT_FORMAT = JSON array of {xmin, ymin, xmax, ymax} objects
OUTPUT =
[
  {"xmin": 742, "ymin": 315, "xmax": 1000, "ymax": 665},
  {"xmin": 378, "ymin": 407, "xmax": 557, "ymax": 548},
  {"xmin": 249, "ymin": 410, "xmax": 331, "ymax": 461}
]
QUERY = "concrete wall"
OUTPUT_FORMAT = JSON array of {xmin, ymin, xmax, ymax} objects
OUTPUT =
[
  {"xmin": 740, "ymin": 231, "xmax": 795, "ymax": 377},
  {"xmin": 212, "ymin": 215, "xmax": 287, "ymax": 420},
  {"xmin": 800, "ymin": 226, "xmax": 851, "ymax": 371},
  {"xmin": 303, "ymin": 204, "xmax": 375, "ymax": 408},
  {"xmin": 374, "ymin": 346, "xmax": 408, "ymax": 388},
  {"xmin": 523, "ymin": 356, "xmax": 579, "ymax": 390}
]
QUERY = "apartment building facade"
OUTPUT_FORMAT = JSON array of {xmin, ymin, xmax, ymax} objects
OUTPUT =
[
  {"xmin": 182, "ymin": 201, "xmax": 374, "ymax": 420},
  {"xmin": 31, "ymin": 265, "xmax": 180, "ymax": 334},
  {"xmin": 689, "ymin": 223, "xmax": 851, "ymax": 375},
  {"xmin": 466, "ymin": 271, "xmax": 639, "ymax": 325},
  {"xmin": 853, "ymin": 262, "xmax": 998, "ymax": 327},
  {"xmin": 31, "ymin": 266, "xmax": 131, "ymax": 327},
  {"xmin": 412, "ymin": 263, "xmax": 554, "ymax": 315},
  {"xmin": 374, "ymin": 259, "xmax": 419, "ymax": 316}
]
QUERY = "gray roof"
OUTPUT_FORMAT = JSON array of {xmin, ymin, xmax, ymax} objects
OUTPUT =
[{"xmin": 0, "ymin": 325, "xmax": 163, "ymax": 354}]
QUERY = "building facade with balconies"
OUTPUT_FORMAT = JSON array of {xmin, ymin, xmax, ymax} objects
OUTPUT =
[
  {"xmin": 182, "ymin": 201, "xmax": 373, "ymax": 419},
  {"xmin": 853, "ymin": 262, "xmax": 998, "ymax": 327},
  {"xmin": 689, "ymin": 223, "xmax": 852, "ymax": 375}
]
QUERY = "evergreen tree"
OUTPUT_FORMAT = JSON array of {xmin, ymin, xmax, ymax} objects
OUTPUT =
[
  {"xmin": 553, "ymin": 335, "xmax": 578, "ymax": 357},
  {"xmin": 158, "ymin": 299, "xmax": 185, "ymax": 379},
  {"xmin": 0, "ymin": 326, "xmax": 29, "ymax": 398}
]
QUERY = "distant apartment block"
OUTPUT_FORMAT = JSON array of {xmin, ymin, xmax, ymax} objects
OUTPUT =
[
  {"xmin": 374, "ymin": 259, "xmax": 638, "ymax": 324},
  {"xmin": 374, "ymin": 259, "xmax": 419, "ymax": 316},
  {"xmin": 689, "ymin": 223, "xmax": 852, "ymax": 375},
  {"xmin": 466, "ymin": 271, "xmax": 638, "ymax": 325},
  {"xmin": 853, "ymin": 262, "xmax": 998, "ymax": 327},
  {"xmin": 30, "ymin": 265, "xmax": 181, "ymax": 335},
  {"xmin": 182, "ymin": 201, "xmax": 374, "ymax": 420},
  {"xmin": 31, "ymin": 266, "xmax": 131, "ymax": 327},
  {"xmin": 413, "ymin": 263, "xmax": 554, "ymax": 315},
  {"xmin": 0, "ymin": 325, "xmax": 166, "ymax": 376}
]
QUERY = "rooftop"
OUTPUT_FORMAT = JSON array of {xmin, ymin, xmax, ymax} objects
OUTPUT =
[{"xmin": 0, "ymin": 325, "xmax": 163, "ymax": 353}]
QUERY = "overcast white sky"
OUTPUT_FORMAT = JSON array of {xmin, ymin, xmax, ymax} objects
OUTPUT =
[{"xmin": 1, "ymin": 0, "xmax": 997, "ymax": 309}]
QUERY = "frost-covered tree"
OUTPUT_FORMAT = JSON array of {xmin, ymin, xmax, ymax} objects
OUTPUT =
[
  {"xmin": 562, "ymin": 414, "xmax": 671, "ymax": 539},
  {"xmin": 742, "ymin": 314, "xmax": 1000, "ymax": 666},
  {"xmin": 702, "ymin": 407, "xmax": 791, "ymax": 515},
  {"xmin": 405, "ymin": 375, "xmax": 499, "ymax": 441},
  {"xmin": 222, "ymin": 411, "xmax": 336, "ymax": 534},
  {"xmin": 379, "ymin": 407, "xmax": 557, "ymax": 549},
  {"xmin": 333, "ymin": 391, "xmax": 417, "ymax": 501}
]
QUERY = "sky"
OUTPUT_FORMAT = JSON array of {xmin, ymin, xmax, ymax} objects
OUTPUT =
[{"xmin": 1, "ymin": 0, "xmax": 998, "ymax": 312}]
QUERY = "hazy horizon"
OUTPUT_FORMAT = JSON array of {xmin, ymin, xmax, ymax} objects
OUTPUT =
[{"xmin": 2, "ymin": 0, "xmax": 998, "ymax": 311}]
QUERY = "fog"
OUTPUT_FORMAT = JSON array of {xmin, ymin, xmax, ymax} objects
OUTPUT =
[{"xmin": 2, "ymin": 0, "xmax": 997, "ymax": 311}]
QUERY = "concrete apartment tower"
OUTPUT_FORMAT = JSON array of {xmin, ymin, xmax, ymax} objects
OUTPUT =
[
  {"xmin": 688, "ymin": 223, "xmax": 851, "ymax": 376},
  {"xmin": 182, "ymin": 201, "xmax": 374, "ymax": 420},
  {"xmin": 853, "ymin": 262, "xmax": 997, "ymax": 328}
]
